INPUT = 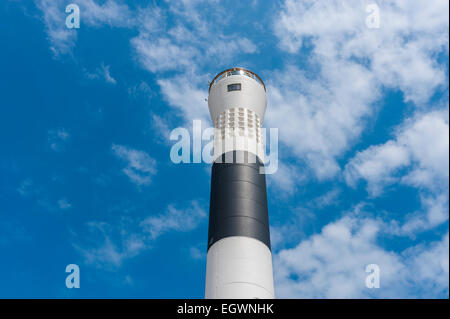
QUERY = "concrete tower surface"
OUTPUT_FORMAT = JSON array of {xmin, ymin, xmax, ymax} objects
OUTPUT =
[{"xmin": 205, "ymin": 67, "xmax": 274, "ymax": 299}]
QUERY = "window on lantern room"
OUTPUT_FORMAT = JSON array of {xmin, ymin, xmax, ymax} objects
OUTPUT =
[{"xmin": 227, "ymin": 83, "xmax": 241, "ymax": 91}]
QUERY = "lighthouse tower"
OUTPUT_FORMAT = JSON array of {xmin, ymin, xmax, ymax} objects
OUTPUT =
[{"xmin": 205, "ymin": 67, "xmax": 274, "ymax": 299}]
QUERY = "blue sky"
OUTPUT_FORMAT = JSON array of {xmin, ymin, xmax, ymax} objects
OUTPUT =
[{"xmin": 0, "ymin": 0, "xmax": 448, "ymax": 298}]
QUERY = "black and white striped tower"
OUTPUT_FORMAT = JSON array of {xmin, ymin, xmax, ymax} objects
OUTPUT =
[{"xmin": 205, "ymin": 68, "xmax": 274, "ymax": 299}]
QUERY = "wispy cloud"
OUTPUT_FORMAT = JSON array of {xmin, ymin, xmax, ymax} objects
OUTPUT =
[
  {"xmin": 73, "ymin": 201, "xmax": 206, "ymax": 268},
  {"xmin": 140, "ymin": 201, "xmax": 206, "ymax": 239},
  {"xmin": 189, "ymin": 245, "xmax": 206, "ymax": 261},
  {"xmin": 48, "ymin": 128, "xmax": 70, "ymax": 151},
  {"xmin": 131, "ymin": 37, "xmax": 199, "ymax": 73},
  {"xmin": 112, "ymin": 144, "xmax": 157, "ymax": 187},
  {"xmin": 127, "ymin": 81, "xmax": 152, "ymax": 98},
  {"xmin": 85, "ymin": 63, "xmax": 117, "ymax": 84},
  {"xmin": 35, "ymin": 0, "xmax": 77, "ymax": 55},
  {"xmin": 17, "ymin": 178, "xmax": 36, "ymax": 197},
  {"xmin": 310, "ymin": 188, "xmax": 341, "ymax": 209},
  {"xmin": 72, "ymin": 220, "xmax": 143, "ymax": 268},
  {"xmin": 157, "ymin": 75, "xmax": 209, "ymax": 124},
  {"xmin": 17, "ymin": 178, "xmax": 72, "ymax": 212},
  {"xmin": 149, "ymin": 114, "xmax": 172, "ymax": 145},
  {"xmin": 270, "ymin": 206, "xmax": 316, "ymax": 250},
  {"xmin": 267, "ymin": 161, "xmax": 307, "ymax": 195}
]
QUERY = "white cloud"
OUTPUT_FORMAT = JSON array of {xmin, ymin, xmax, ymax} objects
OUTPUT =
[
  {"xmin": 112, "ymin": 144, "xmax": 157, "ymax": 186},
  {"xmin": 157, "ymin": 75, "xmax": 210, "ymax": 123},
  {"xmin": 267, "ymin": 161, "xmax": 306, "ymax": 195},
  {"xmin": 140, "ymin": 201, "xmax": 206, "ymax": 240},
  {"xmin": 269, "ymin": 0, "xmax": 448, "ymax": 180},
  {"xmin": 403, "ymin": 232, "xmax": 449, "ymax": 297},
  {"xmin": 73, "ymin": 221, "xmax": 138, "ymax": 268},
  {"xmin": 150, "ymin": 114, "xmax": 172, "ymax": 145},
  {"xmin": 165, "ymin": 0, "xmax": 223, "ymax": 36},
  {"xmin": 266, "ymin": 62, "xmax": 379, "ymax": 179},
  {"xmin": 100, "ymin": 63, "xmax": 116, "ymax": 84},
  {"xmin": 76, "ymin": 0, "xmax": 133, "ymax": 28},
  {"xmin": 270, "ymin": 208, "xmax": 315, "ymax": 251},
  {"xmin": 275, "ymin": 215, "xmax": 402, "ymax": 298},
  {"xmin": 85, "ymin": 63, "xmax": 117, "ymax": 84},
  {"xmin": 399, "ymin": 111, "xmax": 450, "ymax": 191},
  {"xmin": 344, "ymin": 141, "xmax": 411, "ymax": 196},
  {"xmin": 311, "ymin": 188, "xmax": 341, "ymax": 209},
  {"xmin": 344, "ymin": 109, "xmax": 449, "ymax": 196},
  {"xmin": 274, "ymin": 213, "xmax": 449, "ymax": 298},
  {"xmin": 131, "ymin": 36, "xmax": 199, "ymax": 73},
  {"xmin": 237, "ymin": 37, "xmax": 258, "ymax": 54},
  {"xmin": 344, "ymin": 109, "xmax": 449, "ymax": 234},
  {"xmin": 189, "ymin": 245, "xmax": 206, "ymax": 260},
  {"xmin": 206, "ymin": 37, "xmax": 259, "ymax": 59},
  {"xmin": 131, "ymin": 30, "xmax": 211, "ymax": 125},
  {"xmin": 274, "ymin": 0, "xmax": 448, "ymax": 104},
  {"xmin": 131, "ymin": 1, "xmax": 257, "ymax": 76},
  {"xmin": 387, "ymin": 194, "xmax": 449, "ymax": 237}
]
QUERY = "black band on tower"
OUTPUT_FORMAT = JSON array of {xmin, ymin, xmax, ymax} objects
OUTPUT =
[{"xmin": 207, "ymin": 151, "xmax": 271, "ymax": 251}]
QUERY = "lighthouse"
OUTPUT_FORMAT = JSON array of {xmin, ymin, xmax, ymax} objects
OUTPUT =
[{"xmin": 205, "ymin": 67, "xmax": 274, "ymax": 299}]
